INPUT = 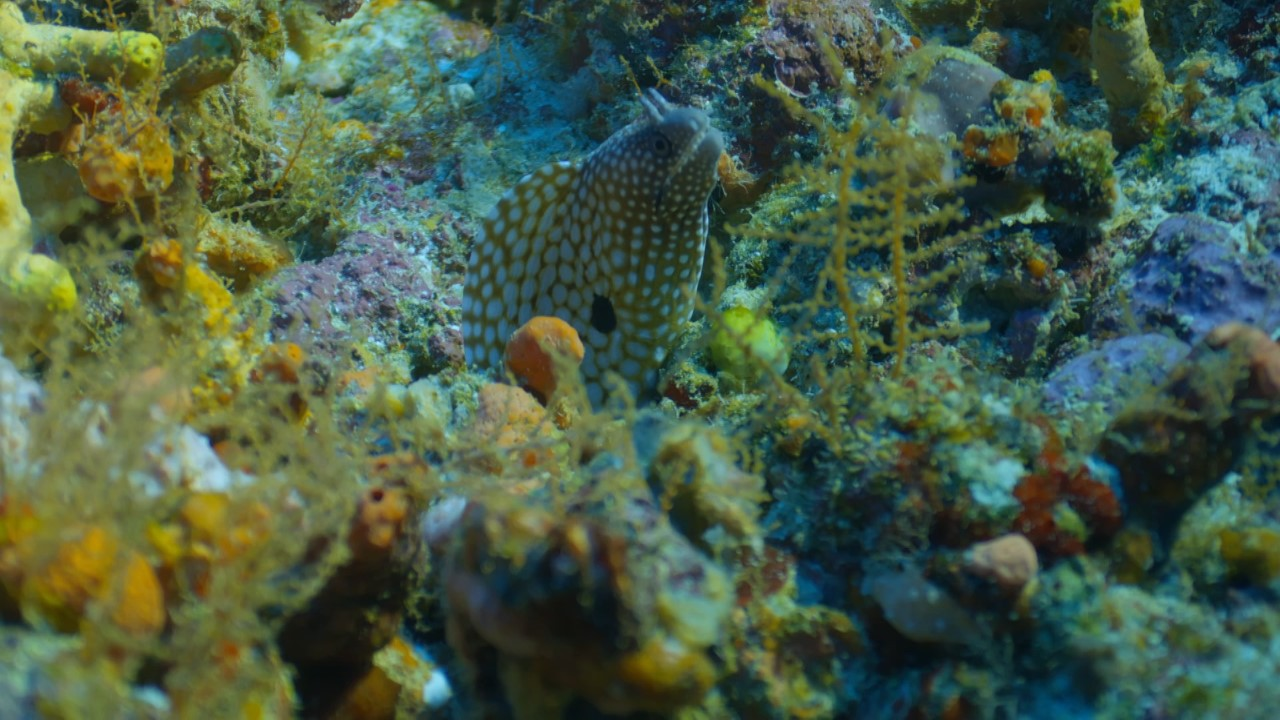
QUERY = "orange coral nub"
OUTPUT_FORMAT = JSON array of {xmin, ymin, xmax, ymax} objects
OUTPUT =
[
  {"xmin": 138, "ymin": 238, "xmax": 185, "ymax": 289},
  {"xmin": 77, "ymin": 108, "xmax": 174, "ymax": 203},
  {"xmin": 27, "ymin": 526, "xmax": 118, "ymax": 631},
  {"xmin": 353, "ymin": 485, "xmax": 410, "ymax": 554},
  {"xmin": 962, "ymin": 127, "xmax": 1019, "ymax": 168},
  {"xmin": 987, "ymin": 133, "xmax": 1020, "ymax": 167},
  {"xmin": 179, "ymin": 492, "xmax": 230, "ymax": 546},
  {"xmin": 614, "ymin": 636, "xmax": 716, "ymax": 711},
  {"xmin": 110, "ymin": 552, "xmax": 166, "ymax": 637},
  {"xmin": 1025, "ymin": 105, "xmax": 1045, "ymax": 128},
  {"xmin": 505, "ymin": 316, "xmax": 585, "ymax": 401},
  {"xmin": 1026, "ymin": 256, "xmax": 1049, "ymax": 280},
  {"xmin": 252, "ymin": 342, "xmax": 306, "ymax": 385}
]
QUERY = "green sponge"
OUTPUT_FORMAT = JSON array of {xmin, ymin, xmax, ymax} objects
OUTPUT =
[{"xmin": 709, "ymin": 306, "xmax": 790, "ymax": 387}]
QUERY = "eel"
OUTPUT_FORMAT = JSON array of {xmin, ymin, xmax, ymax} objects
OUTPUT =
[{"xmin": 462, "ymin": 90, "xmax": 724, "ymax": 406}]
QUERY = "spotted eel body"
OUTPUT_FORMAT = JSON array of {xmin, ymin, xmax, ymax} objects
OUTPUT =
[{"xmin": 462, "ymin": 90, "xmax": 724, "ymax": 406}]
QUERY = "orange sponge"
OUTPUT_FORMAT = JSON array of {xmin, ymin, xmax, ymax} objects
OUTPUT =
[
  {"xmin": 110, "ymin": 551, "xmax": 166, "ymax": 637},
  {"xmin": 504, "ymin": 316, "xmax": 584, "ymax": 401},
  {"xmin": 77, "ymin": 108, "xmax": 174, "ymax": 203}
]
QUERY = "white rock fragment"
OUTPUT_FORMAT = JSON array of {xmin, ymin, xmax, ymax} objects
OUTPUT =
[
  {"xmin": 952, "ymin": 442, "xmax": 1025, "ymax": 511},
  {"xmin": 134, "ymin": 425, "xmax": 253, "ymax": 496},
  {"xmin": 422, "ymin": 667, "xmax": 453, "ymax": 708},
  {"xmin": 0, "ymin": 350, "xmax": 42, "ymax": 477},
  {"xmin": 866, "ymin": 567, "xmax": 985, "ymax": 646},
  {"xmin": 446, "ymin": 82, "xmax": 475, "ymax": 108},
  {"xmin": 965, "ymin": 533, "xmax": 1039, "ymax": 592},
  {"xmin": 420, "ymin": 496, "xmax": 469, "ymax": 550}
]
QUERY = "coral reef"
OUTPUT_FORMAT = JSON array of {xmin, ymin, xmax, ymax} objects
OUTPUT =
[
  {"xmin": 270, "ymin": 230, "xmax": 433, "ymax": 362},
  {"xmin": 887, "ymin": 45, "xmax": 1118, "ymax": 222},
  {"xmin": 0, "ymin": 0, "xmax": 162, "ymax": 312},
  {"xmin": 433, "ymin": 495, "xmax": 729, "ymax": 717},
  {"xmin": 1102, "ymin": 213, "xmax": 1280, "ymax": 341},
  {"xmin": 1099, "ymin": 322, "xmax": 1280, "ymax": 545},
  {"xmin": 0, "ymin": 0, "xmax": 1278, "ymax": 717}
]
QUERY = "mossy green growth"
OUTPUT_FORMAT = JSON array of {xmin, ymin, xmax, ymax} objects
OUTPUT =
[
  {"xmin": 162, "ymin": 27, "xmax": 244, "ymax": 101},
  {"xmin": 1044, "ymin": 128, "xmax": 1118, "ymax": 221},
  {"xmin": 1094, "ymin": 0, "xmax": 1145, "ymax": 29},
  {"xmin": 1053, "ymin": 503, "xmax": 1088, "ymax": 546},
  {"xmin": 708, "ymin": 306, "xmax": 789, "ymax": 387},
  {"xmin": 3, "ymin": 253, "xmax": 75, "ymax": 313},
  {"xmin": 1219, "ymin": 527, "xmax": 1280, "ymax": 587}
]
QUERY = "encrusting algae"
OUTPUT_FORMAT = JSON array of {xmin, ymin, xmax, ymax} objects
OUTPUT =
[{"xmin": 462, "ymin": 89, "xmax": 724, "ymax": 406}]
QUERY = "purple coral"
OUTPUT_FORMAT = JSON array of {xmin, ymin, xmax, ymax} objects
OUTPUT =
[
  {"xmin": 1043, "ymin": 334, "xmax": 1191, "ymax": 414},
  {"xmin": 1112, "ymin": 214, "xmax": 1280, "ymax": 342},
  {"xmin": 270, "ymin": 232, "xmax": 432, "ymax": 358}
]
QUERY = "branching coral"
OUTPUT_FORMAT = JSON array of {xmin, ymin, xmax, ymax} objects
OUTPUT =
[{"xmin": 739, "ymin": 65, "xmax": 991, "ymax": 380}]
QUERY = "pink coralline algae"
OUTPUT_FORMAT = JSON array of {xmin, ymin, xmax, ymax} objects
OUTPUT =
[
  {"xmin": 270, "ymin": 232, "xmax": 432, "ymax": 357},
  {"xmin": 759, "ymin": 0, "xmax": 888, "ymax": 97}
]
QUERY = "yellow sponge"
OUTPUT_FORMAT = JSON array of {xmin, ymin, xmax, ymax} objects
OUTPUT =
[
  {"xmin": 1091, "ymin": 0, "xmax": 1168, "ymax": 147},
  {"xmin": 709, "ymin": 306, "xmax": 790, "ymax": 387},
  {"xmin": 4, "ymin": 253, "xmax": 76, "ymax": 313}
]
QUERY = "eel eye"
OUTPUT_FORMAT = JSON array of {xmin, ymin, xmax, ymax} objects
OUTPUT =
[{"xmin": 652, "ymin": 135, "xmax": 672, "ymax": 157}]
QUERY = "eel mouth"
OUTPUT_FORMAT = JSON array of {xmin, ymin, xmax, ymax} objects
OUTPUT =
[
  {"xmin": 668, "ymin": 115, "xmax": 725, "ymax": 193},
  {"xmin": 673, "ymin": 120, "xmax": 725, "ymax": 198},
  {"xmin": 692, "ymin": 124, "xmax": 725, "ymax": 172}
]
